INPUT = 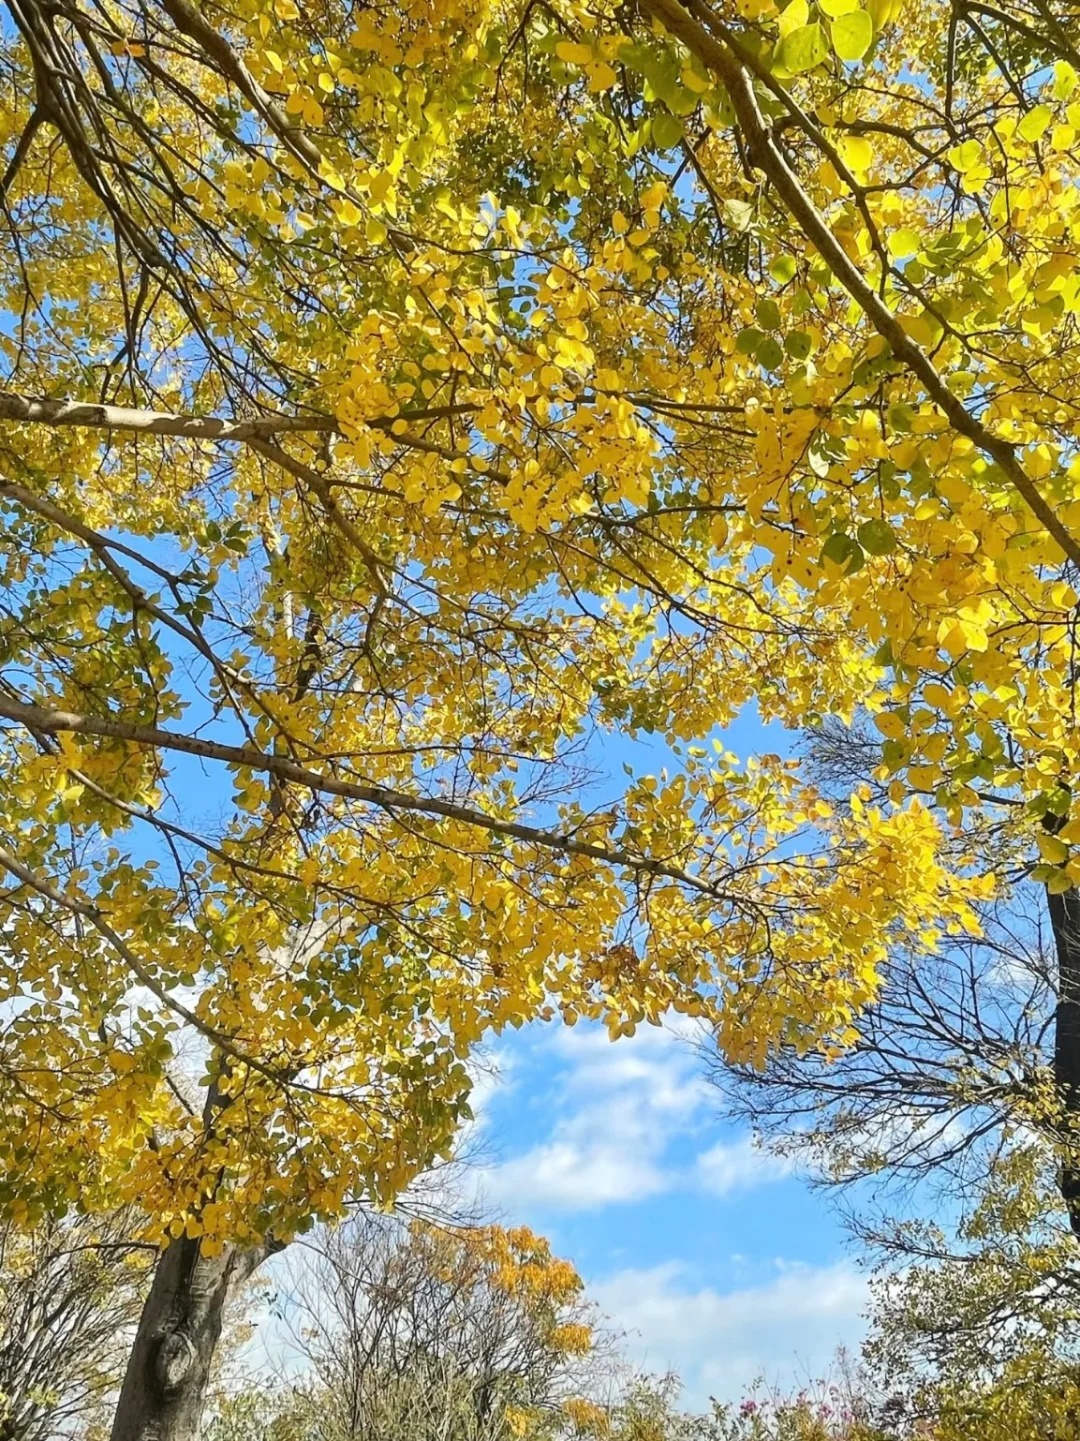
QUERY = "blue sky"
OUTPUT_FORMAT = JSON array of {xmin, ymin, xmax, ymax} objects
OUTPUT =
[
  {"xmin": 463, "ymin": 1010, "xmax": 867, "ymax": 1409},
  {"xmin": 253, "ymin": 995, "xmax": 870, "ymax": 1408},
  {"xmin": 453, "ymin": 703, "xmax": 870, "ymax": 1410}
]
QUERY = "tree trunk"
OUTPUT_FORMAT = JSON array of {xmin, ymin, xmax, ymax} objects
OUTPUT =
[
  {"xmin": 1048, "ymin": 885, "xmax": 1080, "ymax": 1236},
  {"xmin": 109, "ymin": 1236, "xmax": 266, "ymax": 1441}
]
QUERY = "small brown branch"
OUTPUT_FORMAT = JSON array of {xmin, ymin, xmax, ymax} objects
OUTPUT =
[
  {"xmin": 0, "ymin": 843, "xmax": 281, "ymax": 1080},
  {"xmin": 0, "ymin": 106, "xmax": 45, "ymax": 200}
]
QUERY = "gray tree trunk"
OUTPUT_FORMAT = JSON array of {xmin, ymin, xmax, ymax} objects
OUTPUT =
[{"xmin": 109, "ymin": 1236, "xmax": 267, "ymax": 1441}]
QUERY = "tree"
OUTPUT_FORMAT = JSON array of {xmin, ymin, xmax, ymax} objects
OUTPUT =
[
  {"xmin": 708, "ymin": 731, "xmax": 1080, "ymax": 1433},
  {"xmin": 203, "ymin": 1392, "xmax": 303, "ymax": 1441},
  {"xmin": 602, "ymin": 0, "xmax": 1080, "ymax": 1222},
  {"xmin": 8, "ymin": 0, "xmax": 1073, "ymax": 1431},
  {"xmin": 709, "ymin": 809, "xmax": 1055, "ymax": 1210},
  {"xmin": 0, "ymin": 1210, "xmax": 148, "ymax": 1440},
  {"xmin": 253, "ymin": 1215, "xmax": 607, "ymax": 1441},
  {"xmin": 856, "ymin": 1135, "xmax": 1080, "ymax": 1439},
  {"xmin": 0, "ymin": 0, "xmax": 987, "ymax": 1435}
]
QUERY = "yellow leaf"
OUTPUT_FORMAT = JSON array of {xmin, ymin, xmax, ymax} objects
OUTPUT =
[
  {"xmin": 887, "ymin": 228, "xmax": 920, "ymax": 260},
  {"xmin": 873, "ymin": 711, "xmax": 906, "ymax": 740},
  {"xmin": 587, "ymin": 61, "xmax": 618, "ymax": 92},
  {"xmin": 948, "ymin": 139, "xmax": 983, "ymax": 171},
  {"xmin": 778, "ymin": 0, "xmax": 810, "ymax": 37},
  {"xmin": 1038, "ymin": 832, "xmax": 1070, "ymax": 866},
  {"xmin": 838, "ymin": 134, "xmax": 873, "ymax": 175},
  {"xmin": 1018, "ymin": 104, "xmax": 1053, "ymax": 142},
  {"xmin": 555, "ymin": 40, "xmax": 593, "ymax": 64}
]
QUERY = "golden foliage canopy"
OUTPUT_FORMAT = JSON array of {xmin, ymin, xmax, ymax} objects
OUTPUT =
[{"xmin": 8, "ymin": 0, "xmax": 1069, "ymax": 1242}]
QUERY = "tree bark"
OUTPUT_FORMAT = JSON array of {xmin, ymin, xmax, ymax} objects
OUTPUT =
[
  {"xmin": 109, "ymin": 1236, "xmax": 266, "ymax": 1441},
  {"xmin": 1048, "ymin": 885, "xmax": 1080, "ymax": 1236}
]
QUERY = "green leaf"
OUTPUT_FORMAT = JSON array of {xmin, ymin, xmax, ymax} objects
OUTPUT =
[
  {"xmin": 757, "ymin": 335, "xmax": 784, "ymax": 370},
  {"xmin": 652, "ymin": 110, "xmax": 685, "ymax": 149},
  {"xmin": 654, "ymin": 73, "xmax": 699, "ymax": 116},
  {"xmin": 1048, "ymin": 785, "xmax": 1073, "ymax": 817},
  {"xmin": 704, "ymin": 93, "xmax": 736, "ymax": 129},
  {"xmin": 769, "ymin": 254, "xmax": 798, "ymax": 284},
  {"xmin": 882, "ymin": 737, "xmax": 909, "ymax": 771},
  {"xmin": 821, "ymin": 532, "xmax": 854, "ymax": 564},
  {"xmin": 831, "ymin": 9, "xmax": 873, "ymax": 61},
  {"xmin": 820, "ymin": 532, "xmax": 865, "ymax": 572},
  {"xmin": 857, "ymin": 517, "xmax": 897, "ymax": 555},
  {"xmin": 755, "ymin": 297, "xmax": 783, "ymax": 330},
  {"xmin": 1038, "ymin": 832, "xmax": 1070, "ymax": 866},
  {"xmin": 784, "ymin": 330, "xmax": 812, "ymax": 360},
  {"xmin": 723, "ymin": 197, "xmax": 754, "ymax": 231},
  {"xmin": 777, "ymin": 22, "xmax": 829, "ymax": 74},
  {"xmin": 736, "ymin": 326, "xmax": 764, "ymax": 355}
]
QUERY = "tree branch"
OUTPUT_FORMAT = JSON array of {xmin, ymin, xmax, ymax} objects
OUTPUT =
[
  {"xmin": 0, "ymin": 106, "xmax": 45, "ymax": 201},
  {"xmin": 639, "ymin": 0, "xmax": 1080, "ymax": 570},
  {"xmin": 0, "ymin": 389, "xmax": 340, "ymax": 440},
  {"xmin": 0, "ymin": 695, "xmax": 737, "ymax": 901}
]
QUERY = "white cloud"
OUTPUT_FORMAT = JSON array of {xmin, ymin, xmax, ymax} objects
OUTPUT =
[
  {"xmin": 486, "ymin": 1133, "xmax": 670, "ymax": 1210},
  {"xmin": 480, "ymin": 1021, "xmax": 702, "ymax": 1211},
  {"xmin": 467, "ymin": 1046, "xmax": 517, "ymax": 1130},
  {"xmin": 591, "ymin": 1259, "xmax": 869, "ymax": 1408},
  {"xmin": 478, "ymin": 1021, "xmax": 794, "ymax": 1214},
  {"xmin": 695, "ymin": 1134, "xmax": 796, "ymax": 1196}
]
